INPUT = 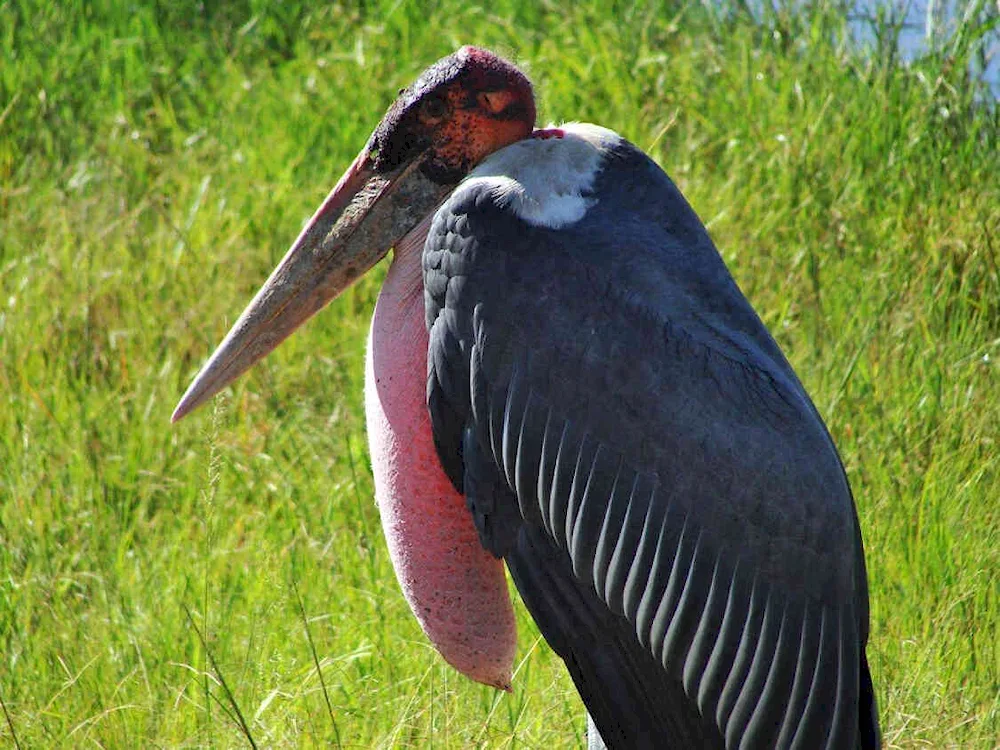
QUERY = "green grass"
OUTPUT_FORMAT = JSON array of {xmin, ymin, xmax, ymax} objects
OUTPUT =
[{"xmin": 2, "ymin": 0, "xmax": 998, "ymax": 746}]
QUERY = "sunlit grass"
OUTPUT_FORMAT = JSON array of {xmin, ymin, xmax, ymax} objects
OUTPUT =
[{"xmin": 1, "ymin": 0, "xmax": 998, "ymax": 746}]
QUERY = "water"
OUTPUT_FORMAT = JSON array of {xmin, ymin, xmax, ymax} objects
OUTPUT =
[
  {"xmin": 731, "ymin": 1, "xmax": 1000, "ymax": 98},
  {"xmin": 851, "ymin": 0, "xmax": 1000, "ymax": 96}
]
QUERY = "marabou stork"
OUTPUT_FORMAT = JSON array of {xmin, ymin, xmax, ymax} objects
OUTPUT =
[{"xmin": 173, "ymin": 47, "xmax": 880, "ymax": 749}]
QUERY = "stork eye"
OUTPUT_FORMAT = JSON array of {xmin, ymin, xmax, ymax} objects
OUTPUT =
[
  {"xmin": 420, "ymin": 96, "xmax": 448, "ymax": 120},
  {"xmin": 478, "ymin": 90, "xmax": 514, "ymax": 115}
]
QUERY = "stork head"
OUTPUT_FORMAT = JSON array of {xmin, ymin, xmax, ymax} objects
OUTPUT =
[
  {"xmin": 172, "ymin": 47, "xmax": 535, "ymax": 421},
  {"xmin": 371, "ymin": 46, "xmax": 535, "ymax": 182}
]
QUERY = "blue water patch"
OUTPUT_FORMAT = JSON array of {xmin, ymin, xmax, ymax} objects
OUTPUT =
[
  {"xmin": 723, "ymin": 0, "xmax": 1000, "ymax": 98},
  {"xmin": 850, "ymin": 0, "xmax": 999, "ymax": 96}
]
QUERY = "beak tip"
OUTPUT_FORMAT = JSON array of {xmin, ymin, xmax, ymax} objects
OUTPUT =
[
  {"xmin": 170, "ymin": 399, "xmax": 192, "ymax": 424},
  {"xmin": 171, "ymin": 384, "xmax": 206, "ymax": 424}
]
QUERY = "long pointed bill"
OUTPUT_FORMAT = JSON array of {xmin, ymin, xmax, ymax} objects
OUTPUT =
[{"xmin": 172, "ymin": 148, "xmax": 451, "ymax": 422}]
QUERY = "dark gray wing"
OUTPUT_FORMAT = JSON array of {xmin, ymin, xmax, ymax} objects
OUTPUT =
[{"xmin": 424, "ymin": 139, "xmax": 879, "ymax": 749}]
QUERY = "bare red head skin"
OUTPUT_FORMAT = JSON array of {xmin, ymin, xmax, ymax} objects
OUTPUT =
[
  {"xmin": 172, "ymin": 49, "xmax": 536, "ymax": 690},
  {"xmin": 370, "ymin": 46, "xmax": 536, "ymax": 182}
]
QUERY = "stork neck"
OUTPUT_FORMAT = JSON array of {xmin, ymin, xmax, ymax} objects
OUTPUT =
[{"xmin": 383, "ymin": 219, "xmax": 428, "ymax": 317}]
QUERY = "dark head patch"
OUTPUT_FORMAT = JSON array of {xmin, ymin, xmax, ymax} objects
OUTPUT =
[{"xmin": 369, "ymin": 47, "xmax": 536, "ymax": 184}]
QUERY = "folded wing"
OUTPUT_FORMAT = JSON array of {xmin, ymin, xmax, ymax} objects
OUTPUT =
[{"xmin": 424, "ymin": 131, "xmax": 877, "ymax": 749}]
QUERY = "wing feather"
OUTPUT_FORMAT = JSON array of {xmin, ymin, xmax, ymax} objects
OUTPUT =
[
  {"xmin": 773, "ymin": 599, "xmax": 821, "ymax": 748},
  {"xmin": 682, "ymin": 553, "xmax": 730, "ymax": 696},
  {"xmin": 591, "ymin": 463, "xmax": 633, "ymax": 598}
]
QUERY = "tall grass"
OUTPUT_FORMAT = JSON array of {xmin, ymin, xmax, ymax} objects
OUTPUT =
[{"xmin": 1, "ymin": 0, "xmax": 998, "ymax": 746}]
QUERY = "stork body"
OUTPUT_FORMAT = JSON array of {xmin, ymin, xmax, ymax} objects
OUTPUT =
[
  {"xmin": 417, "ymin": 123, "xmax": 875, "ymax": 748},
  {"xmin": 174, "ymin": 49, "xmax": 879, "ymax": 749}
]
